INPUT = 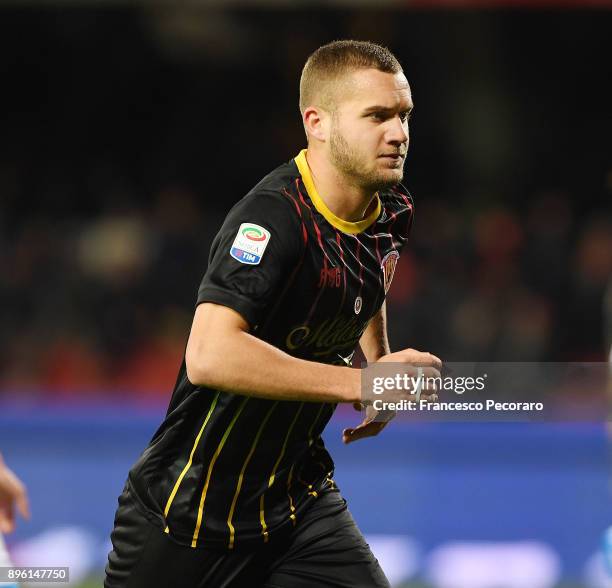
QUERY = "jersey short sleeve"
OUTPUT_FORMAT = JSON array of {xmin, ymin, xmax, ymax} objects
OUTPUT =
[{"xmin": 197, "ymin": 190, "xmax": 303, "ymax": 329}]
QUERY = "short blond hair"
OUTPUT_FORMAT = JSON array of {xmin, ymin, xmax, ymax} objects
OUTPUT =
[{"xmin": 299, "ymin": 40, "xmax": 403, "ymax": 114}]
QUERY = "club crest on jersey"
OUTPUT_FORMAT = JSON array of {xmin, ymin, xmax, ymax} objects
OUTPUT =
[
  {"xmin": 354, "ymin": 296, "xmax": 362, "ymax": 315},
  {"xmin": 381, "ymin": 250, "xmax": 400, "ymax": 294},
  {"xmin": 230, "ymin": 223, "xmax": 271, "ymax": 265}
]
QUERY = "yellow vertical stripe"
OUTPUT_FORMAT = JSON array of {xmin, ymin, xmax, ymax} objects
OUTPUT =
[
  {"xmin": 227, "ymin": 402, "xmax": 277, "ymax": 549},
  {"xmin": 259, "ymin": 494, "xmax": 268, "ymax": 542},
  {"xmin": 286, "ymin": 463, "xmax": 297, "ymax": 525},
  {"xmin": 267, "ymin": 403, "xmax": 304, "ymax": 488},
  {"xmin": 191, "ymin": 397, "xmax": 249, "ymax": 548},
  {"xmin": 260, "ymin": 402, "xmax": 304, "ymax": 541},
  {"xmin": 296, "ymin": 467, "xmax": 318, "ymax": 498},
  {"xmin": 163, "ymin": 391, "xmax": 220, "ymax": 533},
  {"xmin": 284, "ymin": 403, "xmax": 325, "ymax": 525}
]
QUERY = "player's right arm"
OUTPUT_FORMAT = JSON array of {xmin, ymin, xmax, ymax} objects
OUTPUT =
[
  {"xmin": 186, "ymin": 302, "xmax": 362, "ymax": 403},
  {"xmin": 185, "ymin": 302, "xmax": 439, "ymax": 405}
]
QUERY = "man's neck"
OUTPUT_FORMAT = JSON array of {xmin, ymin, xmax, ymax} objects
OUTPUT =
[{"xmin": 305, "ymin": 149, "xmax": 377, "ymax": 222}]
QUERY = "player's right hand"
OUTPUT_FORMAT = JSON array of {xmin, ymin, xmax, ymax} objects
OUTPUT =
[
  {"xmin": 0, "ymin": 453, "xmax": 30, "ymax": 533},
  {"xmin": 346, "ymin": 349, "xmax": 442, "ymax": 443},
  {"xmin": 377, "ymin": 348, "xmax": 442, "ymax": 371},
  {"xmin": 373, "ymin": 347, "xmax": 442, "ymax": 403}
]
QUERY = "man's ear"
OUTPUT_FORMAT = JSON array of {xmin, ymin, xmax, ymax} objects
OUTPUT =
[{"xmin": 303, "ymin": 106, "xmax": 329, "ymax": 143}]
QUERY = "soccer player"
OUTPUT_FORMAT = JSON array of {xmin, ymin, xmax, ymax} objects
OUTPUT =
[
  {"xmin": 0, "ymin": 452, "xmax": 30, "ymax": 588},
  {"xmin": 105, "ymin": 40, "xmax": 441, "ymax": 588}
]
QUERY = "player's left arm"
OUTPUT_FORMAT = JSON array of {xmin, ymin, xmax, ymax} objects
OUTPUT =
[
  {"xmin": 359, "ymin": 302, "xmax": 391, "ymax": 362},
  {"xmin": 343, "ymin": 303, "xmax": 393, "ymax": 444}
]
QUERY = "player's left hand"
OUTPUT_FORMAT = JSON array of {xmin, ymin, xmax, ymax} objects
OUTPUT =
[
  {"xmin": 342, "ymin": 386, "xmax": 439, "ymax": 444},
  {"xmin": 342, "ymin": 404, "xmax": 394, "ymax": 444},
  {"xmin": 342, "ymin": 418, "xmax": 389, "ymax": 444}
]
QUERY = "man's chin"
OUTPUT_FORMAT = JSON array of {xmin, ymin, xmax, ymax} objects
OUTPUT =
[{"xmin": 370, "ymin": 169, "xmax": 404, "ymax": 190}]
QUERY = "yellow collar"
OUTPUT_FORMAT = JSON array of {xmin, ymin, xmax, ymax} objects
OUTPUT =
[{"xmin": 294, "ymin": 149, "xmax": 381, "ymax": 235}]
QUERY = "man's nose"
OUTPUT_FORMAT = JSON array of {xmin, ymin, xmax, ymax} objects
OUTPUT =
[{"xmin": 386, "ymin": 118, "xmax": 408, "ymax": 145}]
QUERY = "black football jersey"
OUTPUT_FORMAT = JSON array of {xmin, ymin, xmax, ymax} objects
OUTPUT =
[{"xmin": 127, "ymin": 150, "xmax": 414, "ymax": 550}]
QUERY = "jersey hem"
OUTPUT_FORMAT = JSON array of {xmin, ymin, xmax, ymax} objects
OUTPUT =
[{"xmin": 126, "ymin": 476, "xmax": 344, "ymax": 551}]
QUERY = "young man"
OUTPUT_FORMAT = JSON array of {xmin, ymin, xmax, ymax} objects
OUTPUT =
[{"xmin": 105, "ymin": 40, "xmax": 441, "ymax": 588}]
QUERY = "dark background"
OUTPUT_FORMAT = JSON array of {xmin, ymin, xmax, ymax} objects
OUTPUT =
[
  {"xmin": 2, "ymin": 7, "xmax": 611, "ymax": 398},
  {"xmin": 2, "ymin": 6, "xmax": 610, "ymax": 395}
]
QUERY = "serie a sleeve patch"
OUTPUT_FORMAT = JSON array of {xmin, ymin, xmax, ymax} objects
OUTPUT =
[{"xmin": 229, "ymin": 223, "xmax": 271, "ymax": 265}]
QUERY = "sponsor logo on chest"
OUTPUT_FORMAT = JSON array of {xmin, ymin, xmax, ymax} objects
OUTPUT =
[{"xmin": 286, "ymin": 316, "xmax": 365, "ymax": 356}]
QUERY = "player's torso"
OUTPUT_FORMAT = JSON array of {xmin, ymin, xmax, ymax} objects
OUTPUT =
[
  {"xmin": 256, "ymin": 173, "xmax": 408, "ymax": 368},
  {"xmin": 128, "ymin": 158, "xmax": 412, "ymax": 549}
]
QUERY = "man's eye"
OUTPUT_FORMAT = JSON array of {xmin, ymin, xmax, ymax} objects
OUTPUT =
[
  {"xmin": 370, "ymin": 112, "xmax": 385, "ymax": 121},
  {"xmin": 399, "ymin": 112, "xmax": 411, "ymax": 123}
]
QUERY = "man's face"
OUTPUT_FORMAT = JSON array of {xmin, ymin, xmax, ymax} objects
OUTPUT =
[{"xmin": 327, "ymin": 69, "xmax": 412, "ymax": 192}]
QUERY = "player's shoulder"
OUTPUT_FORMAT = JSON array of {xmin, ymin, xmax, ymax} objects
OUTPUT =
[
  {"xmin": 233, "ymin": 158, "xmax": 300, "ymax": 214},
  {"xmin": 225, "ymin": 158, "xmax": 301, "ymax": 228},
  {"xmin": 249, "ymin": 157, "xmax": 299, "ymax": 196},
  {"xmin": 377, "ymin": 184, "xmax": 415, "ymax": 240},
  {"xmin": 379, "ymin": 183, "xmax": 415, "ymax": 212}
]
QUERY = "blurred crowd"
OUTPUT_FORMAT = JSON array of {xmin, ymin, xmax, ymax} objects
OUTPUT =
[
  {"xmin": 2, "ymin": 183, "xmax": 610, "ymax": 397},
  {"xmin": 387, "ymin": 192, "xmax": 612, "ymax": 363},
  {"xmin": 1, "ymin": 186, "xmax": 215, "ymax": 395},
  {"xmin": 0, "ymin": 7, "xmax": 610, "ymax": 396}
]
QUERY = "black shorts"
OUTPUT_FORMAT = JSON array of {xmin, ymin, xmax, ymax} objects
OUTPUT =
[{"xmin": 104, "ymin": 484, "xmax": 390, "ymax": 588}]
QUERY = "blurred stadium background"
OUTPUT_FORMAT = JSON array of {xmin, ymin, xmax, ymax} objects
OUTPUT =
[{"xmin": 0, "ymin": 1, "xmax": 611, "ymax": 587}]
